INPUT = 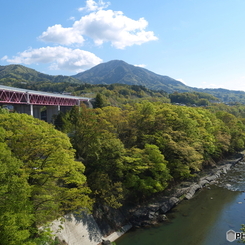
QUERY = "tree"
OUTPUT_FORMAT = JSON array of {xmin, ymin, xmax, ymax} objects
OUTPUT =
[
  {"xmin": 0, "ymin": 127, "xmax": 34, "ymax": 245},
  {"xmin": 94, "ymin": 93, "xmax": 106, "ymax": 108},
  {"xmin": 0, "ymin": 113, "xmax": 92, "ymax": 230},
  {"xmin": 123, "ymin": 144, "xmax": 171, "ymax": 200}
]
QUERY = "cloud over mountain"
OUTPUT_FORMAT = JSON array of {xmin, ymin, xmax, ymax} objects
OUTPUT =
[
  {"xmin": 3, "ymin": 0, "xmax": 157, "ymax": 72},
  {"xmin": 5, "ymin": 46, "xmax": 102, "ymax": 73}
]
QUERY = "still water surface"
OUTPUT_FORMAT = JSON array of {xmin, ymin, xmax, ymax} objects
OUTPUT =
[{"xmin": 117, "ymin": 163, "xmax": 245, "ymax": 245}]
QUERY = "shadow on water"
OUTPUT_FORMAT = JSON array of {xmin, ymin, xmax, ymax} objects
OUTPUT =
[{"xmin": 117, "ymin": 186, "xmax": 243, "ymax": 245}]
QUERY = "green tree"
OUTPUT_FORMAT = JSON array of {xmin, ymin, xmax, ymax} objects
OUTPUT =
[
  {"xmin": 0, "ymin": 113, "xmax": 92, "ymax": 230},
  {"xmin": 0, "ymin": 127, "xmax": 34, "ymax": 245},
  {"xmin": 123, "ymin": 144, "xmax": 171, "ymax": 200},
  {"xmin": 94, "ymin": 93, "xmax": 106, "ymax": 108}
]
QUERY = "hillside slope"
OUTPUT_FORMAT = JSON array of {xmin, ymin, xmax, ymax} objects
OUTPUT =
[
  {"xmin": 72, "ymin": 60, "xmax": 193, "ymax": 93},
  {"xmin": 0, "ymin": 64, "xmax": 82, "ymax": 84}
]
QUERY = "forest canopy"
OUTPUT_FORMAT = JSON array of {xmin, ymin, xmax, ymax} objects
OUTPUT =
[{"xmin": 2, "ymin": 90, "xmax": 245, "ymax": 243}]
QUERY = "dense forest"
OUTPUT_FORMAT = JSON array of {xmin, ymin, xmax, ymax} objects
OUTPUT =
[{"xmin": 2, "ymin": 87, "xmax": 245, "ymax": 243}]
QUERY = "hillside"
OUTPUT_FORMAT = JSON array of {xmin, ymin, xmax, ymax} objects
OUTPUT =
[
  {"xmin": 72, "ymin": 60, "xmax": 193, "ymax": 93},
  {"xmin": 1, "ymin": 61, "xmax": 245, "ymax": 104},
  {"xmin": 0, "ymin": 64, "xmax": 82, "ymax": 84}
]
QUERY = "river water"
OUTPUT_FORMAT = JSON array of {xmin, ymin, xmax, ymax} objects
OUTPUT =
[{"xmin": 116, "ymin": 162, "xmax": 245, "ymax": 245}]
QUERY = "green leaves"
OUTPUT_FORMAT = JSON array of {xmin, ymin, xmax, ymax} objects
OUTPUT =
[
  {"xmin": 0, "ymin": 113, "xmax": 92, "ymax": 243},
  {"xmin": 123, "ymin": 144, "xmax": 171, "ymax": 199}
]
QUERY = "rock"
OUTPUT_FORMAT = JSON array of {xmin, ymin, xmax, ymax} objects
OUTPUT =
[
  {"xmin": 158, "ymin": 214, "xmax": 168, "ymax": 222},
  {"xmin": 205, "ymin": 175, "xmax": 217, "ymax": 182},
  {"xmin": 147, "ymin": 203, "xmax": 160, "ymax": 212},
  {"xmin": 185, "ymin": 184, "xmax": 200, "ymax": 200},
  {"xmin": 169, "ymin": 197, "xmax": 179, "ymax": 207},
  {"xmin": 199, "ymin": 179, "xmax": 209, "ymax": 187},
  {"xmin": 226, "ymin": 184, "xmax": 232, "ymax": 187},
  {"xmin": 159, "ymin": 202, "xmax": 170, "ymax": 214},
  {"xmin": 174, "ymin": 187, "xmax": 189, "ymax": 198},
  {"xmin": 148, "ymin": 211, "xmax": 156, "ymax": 220},
  {"xmin": 102, "ymin": 240, "xmax": 112, "ymax": 245},
  {"xmin": 215, "ymin": 170, "xmax": 222, "ymax": 177}
]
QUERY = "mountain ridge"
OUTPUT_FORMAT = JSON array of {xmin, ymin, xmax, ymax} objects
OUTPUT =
[
  {"xmin": 1, "ymin": 61, "xmax": 245, "ymax": 104},
  {"xmin": 72, "ymin": 60, "xmax": 193, "ymax": 93},
  {"xmin": 0, "ymin": 64, "xmax": 81, "ymax": 84}
]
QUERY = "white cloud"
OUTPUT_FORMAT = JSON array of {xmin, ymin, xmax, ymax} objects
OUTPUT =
[
  {"xmin": 68, "ymin": 16, "xmax": 76, "ymax": 21},
  {"xmin": 4, "ymin": 46, "xmax": 102, "ymax": 72},
  {"xmin": 39, "ymin": 3, "xmax": 158, "ymax": 49},
  {"xmin": 74, "ymin": 10, "xmax": 158, "ymax": 49},
  {"xmin": 1, "ymin": 55, "xmax": 8, "ymax": 61},
  {"xmin": 79, "ymin": 0, "xmax": 110, "ymax": 12},
  {"xmin": 39, "ymin": 24, "xmax": 84, "ymax": 46},
  {"xmin": 134, "ymin": 64, "xmax": 146, "ymax": 68}
]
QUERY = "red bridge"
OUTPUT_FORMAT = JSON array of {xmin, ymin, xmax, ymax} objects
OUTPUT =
[{"xmin": 0, "ymin": 85, "xmax": 91, "ymax": 122}]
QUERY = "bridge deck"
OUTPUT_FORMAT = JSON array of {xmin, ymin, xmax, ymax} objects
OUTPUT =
[{"xmin": 0, "ymin": 85, "xmax": 90, "ymax": 106}]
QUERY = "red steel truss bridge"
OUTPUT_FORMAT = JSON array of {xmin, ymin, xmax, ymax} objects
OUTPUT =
[
  {"xmin": 0, "ymin": 85, "xmax": 91, "ymax": 122},
  {"xmin": 0, "ymin": 85, "xmax": 90, "ymax": 106}
]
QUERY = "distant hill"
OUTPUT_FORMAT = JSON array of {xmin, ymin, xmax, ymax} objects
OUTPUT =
[
  {"xmin": 1, "ymin": 62, "xmax": 245, "ymax": 104},
  {"xmin": 0, "ymin": 64, "xmax": 81, "ymax": 84},
  {"xmin": 72, "ymin": 60, "xmax": 193, "ymax": 93}
]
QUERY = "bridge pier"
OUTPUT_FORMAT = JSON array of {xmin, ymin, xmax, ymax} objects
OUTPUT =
[
  {"xmin": 14, "ymin": 104, "xmax": 42, "ymax": 119},
  {"xmin": 46, "ymin": 105, "xmax": 60, "ymax": 123}
]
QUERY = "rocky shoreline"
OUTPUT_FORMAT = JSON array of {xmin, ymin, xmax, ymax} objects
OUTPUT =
[
  {"xmin": 127, "ymin": 154, "xmax": 244, "ymax": 229},
  {"xmin": 95, "ymin": 154, "xmax": 244, "ymax": 245}
]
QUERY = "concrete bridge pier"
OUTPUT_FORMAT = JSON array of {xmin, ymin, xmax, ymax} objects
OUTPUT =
[
  {"xmin": 46, "ymin": 105, "xmax": 60, "ymax": 123},
  {"xmin": 14, "ymin": 104, "xmax": 34, "ymax": 116}
]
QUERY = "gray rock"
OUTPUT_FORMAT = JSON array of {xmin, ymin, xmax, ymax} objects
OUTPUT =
[
  {"xmin": 159, "ymin": 202, "xmax": 170, "ymax": 214},
  {"xmin": 205, "ymin": 175, "xmax": 217, "ymax": 182},
  {"xmin": 158, "ymin": 214, "xmax": 168, "ymax": 222},
  {"xmin": 147, "ymin": 203, "xmax": 160, "ymax": 212},
  {"xmin": 148, "ymin": 211, "xmax": 156, "ymax": 220},
  {"xmin": 199, "ymin": 179, "xmax": 209, "ymax": 187},
  {"xmin": 185, "ymin": 184, "xmax": 201, "ymax": 200},
  {"xmin": 169, "ymin": 197, "xmax": 179, "ymax": 207},
  {"xmin": 102, "ymin": 240, "xmax": 112, "ymax": 245}
]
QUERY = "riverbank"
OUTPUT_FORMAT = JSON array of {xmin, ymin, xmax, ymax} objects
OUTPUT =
[
  {"xmin": 126, "ymin": 154, "xmax": 244, "ymax": 229},
  {"xmin": 50, "ymin": 153, "xmax": 244, "ymax": 245}
]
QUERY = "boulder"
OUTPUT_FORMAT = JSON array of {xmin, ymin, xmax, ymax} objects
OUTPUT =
[
  {"xmin": 185, "ymin": 184, "xmax": 201, "ymax": 200},
  {"xmin": 169, "ymin": 197, "xmax": 179, "ymax": 207},
  {"xmin": 205, "ymin": 175, "xmax": 217, "ymax": 182},
  {"xmin": 159, "ymin": 202, "xmax": 170, "ymax": 214},
  {"xmin": 159, "ymin": 197, "xmax": 179, "ymax": 214},
  {"xmin": 199, "ymin": 179, "xmax": 209, "ymax": 187}
]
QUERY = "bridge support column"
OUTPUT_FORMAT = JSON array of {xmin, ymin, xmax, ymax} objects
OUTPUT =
[
  {"xmin": 30, "ymin": 104, "xmax": 33, "ymax": 116},
  {"xmin": 14, "ymin": 104, "xmax": 33, "ymax": 116},
  {"xmin": 46, "ymin": 105, "xmax": 61, "ymax": 123},
  {"xmin": 33, "ymin": 106, "xmax": 41, "ymax": 120}
]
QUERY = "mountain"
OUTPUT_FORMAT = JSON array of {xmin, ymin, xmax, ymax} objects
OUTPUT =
[
  {"xmin": 72, "ymin": 60, "xmax": 193, "ymax": 93},
  {"xmin": 0, "ymin": 64, "xmax": 81, "ymax": 84},
  {"xmin": 1, "ymin": 62, "xmax": 245, "ymax": 104}
]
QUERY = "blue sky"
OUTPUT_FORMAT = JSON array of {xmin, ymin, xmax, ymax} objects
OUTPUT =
[{"xmin": 1, "ymin": 0, "xmax": 245, "ymax": 91}]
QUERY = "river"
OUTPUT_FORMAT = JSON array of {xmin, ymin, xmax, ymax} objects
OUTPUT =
[{"xmin": 116, "ymin": 162, "xmax": 245, "ymax": 245}]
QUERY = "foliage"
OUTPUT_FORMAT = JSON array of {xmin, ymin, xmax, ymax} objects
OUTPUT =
[
  {"xmin": 0, "ymin": 127, "xmax": 34, "ymax": 245},
  {"xmin": 94, "ymin": 93, "xmax": 106, "ymax": 108},
  {"xmin": 169, "ymin": 91, "xmax": 219, "ymax": 106},
  {"xmin": 0, "ymin": 113, "xmax": 92, "ymax": 243},
  {"xmin": 55, "ymin": 101, "xmax": 245, "ymax": 207},
  {"xmin": 123, "ymin": 144, "xmax": 171, "ymax": 199}
]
